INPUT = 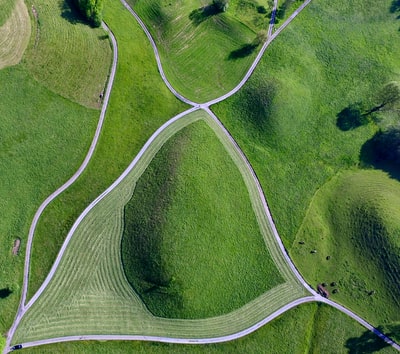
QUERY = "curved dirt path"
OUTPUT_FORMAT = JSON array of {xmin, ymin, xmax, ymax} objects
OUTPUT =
[
  {"xmin": 4, "ymin": 21, "xmax": 118, "ymax": 353},
  {"xmin": 6, "ymin": 0, "xmax": 400, "ymax": 352}
]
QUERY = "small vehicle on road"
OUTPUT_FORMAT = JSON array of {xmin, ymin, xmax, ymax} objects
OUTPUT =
[{"xmin": 11, "ymin": 344, "xmax": 23, "ymax": 351}]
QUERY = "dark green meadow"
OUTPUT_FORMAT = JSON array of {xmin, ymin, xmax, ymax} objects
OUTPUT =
[{"xmin": 121, "ymin": 119, "xmax": 283, "ymax": 319}]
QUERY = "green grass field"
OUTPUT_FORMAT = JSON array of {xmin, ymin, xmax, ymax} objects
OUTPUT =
[
  {"xmin": 291, "ymin": 170, "xmax": 400, "ymax": 325},
  {"xmin": 274, "ymin": 0, "xmax": 303, "ymax": 28},
  {"xmin": 121, "ymin": 119, "xmax": 283, "ymax": 319},
  {"xmin": 18, "ymin": 303, "xmax": 397, "ymax": 353},
  {"xmin": 0, "ymin": 0, "xmax": 16, "ymax": 26},
  {"xmin": 130, "ymin": 0, "xmax": 268, "ymax": 102},
  {"xmin": 22, "ymin": 0, "xmax": 112, "ymax": 108},
  {"xmin": 212, "ymin": 0, "xmax": 400, "ymax": 329},
  {"xmin": 27, "ymin": 0, "xmax": 188, "ymax": 301},
  {"xmin": 0, "ymin": 0, "xmax": 30, "ymax": 69},
  {"xmin": 0, "ymin": 0, "xmax": 112, "ymax": 337},
  {"xmin": 0, "ymin": 65, "xmax": 99, "ymax": 336},
  {"xmin": 213, "ymin": 0, "xmax": 400, "ymax": 247},
  {"xmin": 14, "ymin": 110, "xmax": 305, "ymax": 344}
]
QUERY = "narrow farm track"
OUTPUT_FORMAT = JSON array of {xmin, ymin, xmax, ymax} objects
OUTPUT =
[
  {"xmin": 4, "ymin": 22, "xmax": 118, "ymax": 354},
  {"xmin": 0, "ymin": 0, "xmax": 30, "ymax": 69},
  {"xmin": 5, "ymin": 0, "xmax": 400, "ymax": 352}
]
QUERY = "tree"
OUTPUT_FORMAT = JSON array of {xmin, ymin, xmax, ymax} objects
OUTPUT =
[
  {"xmin": 368, "ymin": 83, "xmax": 400, "ymax": 114},
  {"xmin": 73, "ymin": 0, "xmax": 104, "ymax": 27},
  {"xmin": 213, "ymin": 0, "xmax": 229, "ymax": 12}
]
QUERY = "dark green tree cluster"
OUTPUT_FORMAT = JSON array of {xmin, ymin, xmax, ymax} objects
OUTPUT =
[
  {"xmin": 213, "ymin": 0, "xmax": 229, "ymax": 12},
  {"xmin": 73, "ymin": 0, "xmax": 103, "ymax": 27}
]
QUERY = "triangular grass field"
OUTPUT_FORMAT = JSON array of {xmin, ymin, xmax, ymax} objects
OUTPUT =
[{"xmin": 13, "ymin": 110, "xmax": 306, "ymax": 343}]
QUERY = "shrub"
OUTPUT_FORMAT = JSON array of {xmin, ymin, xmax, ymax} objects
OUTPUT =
[{"xmin": 72, "ymin": 0, "xmax": 103, "ymax": 27}]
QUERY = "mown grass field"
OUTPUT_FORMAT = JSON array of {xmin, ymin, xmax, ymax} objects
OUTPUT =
[
  {"xmin": 14, "ymin": 110, "xmax": 305, "ymax": 344},
  {"xmin": 0, "ymin": 0, "xmax": 112, "ymax": 337},
  {"xmin": 130, "ymin": 0, "xmax": 269, "ymax": 102},
  {"xmin": 213, "ymin": 0, "xmax": 400, "ymax": 247},
  {"xmin": 27, "ymin": 0, "xmax": 188, "ymax": 301},
  {"xmin": 121, "ymin": 119, "xmax": 283, "ymax": 319},
  {"xmin": 291, "ymin": 170, "xmax": 400, "ymax": 325},
  {"xmin": 22, "ymin": 0, "xmax": 112, "ymax": 108},
  {"xmin": 18, "ymin": 303, "xmax": 397, "ymax": 353},
  {"xmin": 0, "ymin": 0, "xmax": 30, "ymax": 69}
]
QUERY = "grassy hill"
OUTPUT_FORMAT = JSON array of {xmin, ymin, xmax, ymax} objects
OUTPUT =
[
  {"xmin": 213, "ymin": 0, "xmax": 400, "ymax": 247},
  {"xmin": 291, "ymin": 170, "xmax": 400, "ymax": 325},
  {"xmin": 22, "ymin": 0, "xmax": 112, "ymax": 108},
  {"xmin": 130, "ymin": 0, "xmax": 272, "ymax": 102},
  {"xmin": 121, "ymin": 119, "xmax": 283, "ymax": 319},
  {"xmin": 27, "ymin": 0, "xmax": 188, "ymax": 301}
]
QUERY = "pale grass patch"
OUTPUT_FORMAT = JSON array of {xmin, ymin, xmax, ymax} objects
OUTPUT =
[{"xmin": 0, "ymin": 0, "xmax": 30, "ymax": 69}]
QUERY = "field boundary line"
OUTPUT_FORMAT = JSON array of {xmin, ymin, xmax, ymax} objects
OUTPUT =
[
  {"xmin": 14, "ymin": 296, "xmax": 318, "ymax": 350},
  {"xmin": 119, "ymin": 0, "xmax": 197, "ymax": 106}
]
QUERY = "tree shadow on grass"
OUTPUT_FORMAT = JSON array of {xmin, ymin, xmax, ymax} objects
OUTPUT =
[
  {"xmin": 336, "ymin": 103, "xmax": 369, "ymax": 131},
  {"xmin": 345, "ymin": 327, "xmax": 390, "ymax": 353},
  {"xmin": 228, "ymin": 43, "xmax": 257, "ymax": 60},
  {"xmin": 189, "ymin": 5, "xmax": 220, "ymax": 26},
  {"xmin": 60, "ymin": 0, "xmax": 87, "ymax": 25},
  {"xmin": 0, "ymin": 288, "xmax": 12, "ymax": 299}
]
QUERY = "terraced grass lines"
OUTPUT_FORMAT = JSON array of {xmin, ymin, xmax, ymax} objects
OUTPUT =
[
  {"xmin": 18, "ymin": 303, "xmax": 398, "ymax": 353},
  {"xmin": 291, "ymin": 170, "xmax": 400, "ymax": 326},
  {"xmin": 22, "ymin": 0, "xmax": 112, "ymax": 108},
  {"xmin": 13, "ymin": 110, "xmax": 306, "ymax": 344},
  {"xmin": 0, "ymin": 0, "xmax": 30, "ymax": 69},
  {"xmin": 130, "ymin": 0, "xmax": 261, "ymax": 102}
]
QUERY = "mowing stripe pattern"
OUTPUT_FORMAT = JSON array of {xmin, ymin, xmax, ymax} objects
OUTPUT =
[
  {"xmin": 13, "ymin": 110, "xmax": 306, "ymax": 343},
  {"xmin": 0, "ymin": 0, "xmax": 30, "ymax": 70}
]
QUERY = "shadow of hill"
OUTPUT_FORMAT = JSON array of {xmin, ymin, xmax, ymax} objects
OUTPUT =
[
  {"xmin": 360, "ymin": 130, "xmax": 400, "ymax": 181},
  {"xmin": 189, "ymin": 5, "xmax": 219, "ymax": 26},
  {"xmin": 0, "ymin": 288, "xmax": 12, "ymax": 299},
  {"xmin": 345, "ymin": 327, "xmax": 390, "ymax": 353}
]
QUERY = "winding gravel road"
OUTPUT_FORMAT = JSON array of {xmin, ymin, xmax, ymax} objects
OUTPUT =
[
  {"xmin": 4, "ymin": 22, "xmax": 118, "ymax": 353},
  {"xmin": 5, "ymin": 0, "xmax": 400, "ymax": 352}
]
